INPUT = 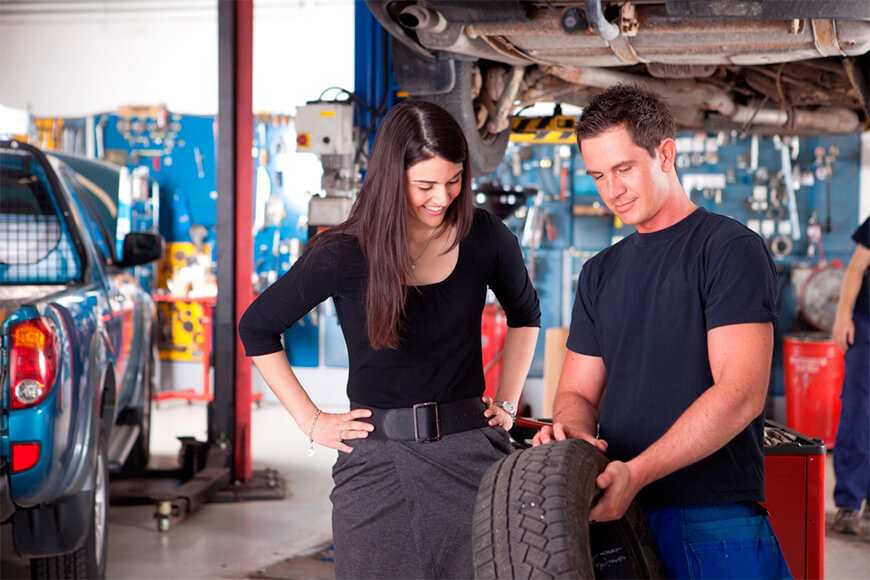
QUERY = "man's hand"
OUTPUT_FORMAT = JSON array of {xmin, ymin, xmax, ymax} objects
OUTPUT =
[
  {"xmin": 832, "ymin": 243, "xmax": 870, "ymax": 352},
  {"xmin": 588, "ymin": 460, "xmax": 643, "ymax": 522},
  {"xmin": 832, "ymin": 313, "xmax": 855, "ymax": 352},
  {"xmin": 532, "ymin": 422, "xmax": 608, "ymax": 453}
]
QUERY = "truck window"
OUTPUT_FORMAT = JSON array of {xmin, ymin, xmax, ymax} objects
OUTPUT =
[
  {"xmin": 0, "ymin": 149, "xmax": 82, "ymax": 284},
  {"xmin": 61, "ymin": 166, "xmax": 117, "ymax": 265}
]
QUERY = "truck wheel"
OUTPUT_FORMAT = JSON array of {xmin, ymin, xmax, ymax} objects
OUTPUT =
[
  {"xmin": 119, "ymin": 343, "xmax": 155, "ymax": 476},
  {"xmin": 420, "ymin": 59, "xmax": 510, "ymax": 177},
  {"xmin": 472, "ymin": 439, "xmax": 666, "ymax": 579},
  {"xmin": 30, "ymin": 428, "xmax": 109, "ymax": 580}
]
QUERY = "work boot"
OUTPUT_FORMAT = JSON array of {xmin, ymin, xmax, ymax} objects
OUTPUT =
[{"xmin": 832, "ymin": 507, "xmax": 860, "ymax": 534}]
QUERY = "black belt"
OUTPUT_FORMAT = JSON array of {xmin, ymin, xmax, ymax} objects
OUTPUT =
[{"xmin": 352, "ymin": 397, "xmax": 488, "ymax": 442}]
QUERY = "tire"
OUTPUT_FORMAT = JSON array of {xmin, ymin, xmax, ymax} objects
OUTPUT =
[
  {"xmin": 119, "ymin": 343, "xmax": 155, "ymax": 476},
  {"xmin": 420, "ymin": 59, "xmax": 511, "ymax": 177},
  {"xmin": 31, "ymin": 428, "xmax": 109, "ymax": 580},
  {"xmin": 472, "ymin": 439, "xmax": 665, "ymax": 579}
]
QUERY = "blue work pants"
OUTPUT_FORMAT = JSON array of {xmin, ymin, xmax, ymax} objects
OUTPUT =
[
  {"xmin": 833, "ymin": 312, "xmax": 870, "ymax": 510},
  {"xmin": 644, "ymin": 503, "xmax": 791, "ymax": 579}
]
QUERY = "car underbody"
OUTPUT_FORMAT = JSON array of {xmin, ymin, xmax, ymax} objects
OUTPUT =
[{"xmin": 369, "ymin": 1, "xmax": 870, "ymax": 172}]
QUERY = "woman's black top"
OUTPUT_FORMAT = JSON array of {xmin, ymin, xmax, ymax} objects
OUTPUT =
[{"xmin": 239, "ymin": 208, "xmax": 540, "ymax": 408}]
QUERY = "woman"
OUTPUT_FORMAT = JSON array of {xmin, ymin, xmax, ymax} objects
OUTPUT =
[{"xmin": 239, "ymin": 100, "xmax": 540, "ymax": 578}]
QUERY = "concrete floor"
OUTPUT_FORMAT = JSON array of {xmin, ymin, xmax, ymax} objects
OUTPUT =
[{"xmin": 2, "ymin": 365, "xmax": 869, "ymax": 579}]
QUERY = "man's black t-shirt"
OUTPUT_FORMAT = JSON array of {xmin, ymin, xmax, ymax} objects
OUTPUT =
[
  {"xmin": 567, "ymin": 208, "xmax": 778, "ymax": 508},
  {"xmin": 240, "ymin": 208, "xmax": 541, "ymax": 408},
  {"xmin": 852, "ymin": 216, "xmax": 870, "ymax": 315}
]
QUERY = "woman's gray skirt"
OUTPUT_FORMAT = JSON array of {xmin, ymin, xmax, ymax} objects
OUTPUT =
[{"xmin": 330, "ymin": 426, "xmax": 513, "ymax": 579}]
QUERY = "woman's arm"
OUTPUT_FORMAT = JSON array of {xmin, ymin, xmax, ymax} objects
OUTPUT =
[
  {"xmin": 484, "ymin": 325, "xmax": 539, "ymax": 429},
  {"xmin": 252, "ymin": 351, "xmax": 372, "ymax": 454}
]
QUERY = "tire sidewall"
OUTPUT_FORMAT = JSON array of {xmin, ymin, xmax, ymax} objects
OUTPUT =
[
  {"xmin": 420, "ymin": 59, "xmax": 510, "ymax": 177},
  {"xmin": 85, "ymin": 427, "xmax": 109, "ymax": 579}
]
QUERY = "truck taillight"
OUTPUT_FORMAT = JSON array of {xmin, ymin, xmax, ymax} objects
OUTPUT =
[{"xmin": 9, "ymin": 318, "xmax": 59, "ymax": 410}]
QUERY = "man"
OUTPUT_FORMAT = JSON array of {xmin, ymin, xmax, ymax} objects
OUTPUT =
[
  {"xmin": 830, "ymin": 215, "xmax": 870, "ymax": 535},
  {"xmin": 533, "ymin": 84, "xmax": 791, "ymax": 578}
]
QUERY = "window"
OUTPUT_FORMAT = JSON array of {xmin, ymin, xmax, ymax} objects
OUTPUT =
[
  {"xmin": 0, "ymin": 149, "xmax": 82, "ymax": 284},
  {"xmin": 61, "ymin": 165, "xmax": 117, "ymax": 265}
]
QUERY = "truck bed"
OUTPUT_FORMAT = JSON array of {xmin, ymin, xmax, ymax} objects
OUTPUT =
[{"xmin": 0, "ymin": 285, "xmax": 68, "ymax": 321}]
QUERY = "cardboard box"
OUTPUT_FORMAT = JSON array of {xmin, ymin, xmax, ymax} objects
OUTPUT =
[{"xmin": 542, "ymin": 327, "xmax": 570, "ymax": 419}]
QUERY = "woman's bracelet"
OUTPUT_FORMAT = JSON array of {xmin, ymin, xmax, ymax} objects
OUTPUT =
[{"xmin": 306, "ymin": 409, "xmax": 322, "ymax": 456}]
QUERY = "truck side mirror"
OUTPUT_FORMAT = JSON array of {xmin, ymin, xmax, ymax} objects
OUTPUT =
[{"xmin": 119, "ymin": 232, "xmax": 164, "ymax": 267}]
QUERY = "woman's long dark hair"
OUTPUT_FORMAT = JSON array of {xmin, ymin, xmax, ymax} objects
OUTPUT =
[{"xmin": 310, "ymin": 99, "xmax": 474, "ymax": 349}]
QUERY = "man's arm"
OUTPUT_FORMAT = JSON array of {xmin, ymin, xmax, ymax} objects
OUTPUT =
[
  {"xmin": 589, "ymin": 321, "xmax": 773, "ymax": 522},
  {"xmin": 532, "ymin": 350, "xmax": 608, "ymax": 452},
  {"xmin": 832, "ymin": 243, "xmax": 870, "ymax": 351}
]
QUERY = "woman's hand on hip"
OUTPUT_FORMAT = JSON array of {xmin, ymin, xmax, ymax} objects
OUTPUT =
[{"xmin": 311, "ymin": 408, "xmax": 374, "ymax": 454}]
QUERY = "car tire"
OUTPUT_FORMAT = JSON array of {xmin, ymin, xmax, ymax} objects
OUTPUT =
[
  {"xmin": 419, "ymin": 59, "xmax": 511, "ymax": 177},
  {"xmin": 472, "ymin": 439, "xmax": 666, "ymax": 579},
  {"xmin": 30, "ymin": 427, "xmax": 109, "ymax": 580}
]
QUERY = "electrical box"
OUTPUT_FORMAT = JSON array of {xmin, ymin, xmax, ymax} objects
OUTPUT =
[
  {"xmin": 295, "ymin": 102, "xmax": 354, "ymax": 156},
  {"xmin": 308, "ymin": 195, "xmax": 354, "ymax": 237}
]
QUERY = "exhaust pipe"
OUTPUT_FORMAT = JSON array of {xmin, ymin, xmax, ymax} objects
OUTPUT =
[
  {"xmin": 544, "ymin": 64, "xmax": 861, "ymax": 133},
  {"xmin": 398, "ymin": 5, "xmax": 447, "ymax": 33}
]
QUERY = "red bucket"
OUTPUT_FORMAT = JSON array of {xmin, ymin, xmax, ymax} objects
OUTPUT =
[{"xmin": 783, "ymin": 331, "xmax": 844, "ymax": 448}]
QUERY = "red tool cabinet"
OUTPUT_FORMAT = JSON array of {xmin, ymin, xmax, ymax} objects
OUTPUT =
[{"xmin": 763, "ymin": 420, "xmax": 826, "ymax": 580}]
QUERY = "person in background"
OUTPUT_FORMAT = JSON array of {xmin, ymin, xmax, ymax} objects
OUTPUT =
[
  {"xmin": 533, "ymin": 83, "xmax": 791, "ymax": 578},
  {"xmin": 239, "ymin": 99, "xmax": 540, "ymax": 579},
  {"xmin": 830, "ymin": 215, "xmax": 870, "ymax": 534}
]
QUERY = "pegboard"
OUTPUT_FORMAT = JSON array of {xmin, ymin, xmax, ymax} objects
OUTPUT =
[
  {"xmin": 485, "ymin": 132, "xmax": 864, "ymax": 391},
  {"xmin": 96, "ymin": 108, "xmax": 217, "ymax": 244}
]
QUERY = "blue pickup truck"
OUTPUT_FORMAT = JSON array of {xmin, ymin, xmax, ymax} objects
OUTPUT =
[{"xmin": 0, "ymin": 140, "xmax": 163, "ymax": 579}]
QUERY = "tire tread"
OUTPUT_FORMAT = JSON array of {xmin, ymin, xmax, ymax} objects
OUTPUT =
[{"xmin": 473, "ymin": 439, "xmax": 665, "ymax": 579}]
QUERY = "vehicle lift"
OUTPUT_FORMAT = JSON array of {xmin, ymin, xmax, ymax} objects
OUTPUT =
[{"xmin": 109, "ymin": 1, "xmax": 395, "ymax": 531}]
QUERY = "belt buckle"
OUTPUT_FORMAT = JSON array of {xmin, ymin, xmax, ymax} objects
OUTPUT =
[{"xmin": 412, "ymin": 402, "xmax": 441, "ymax": 442}]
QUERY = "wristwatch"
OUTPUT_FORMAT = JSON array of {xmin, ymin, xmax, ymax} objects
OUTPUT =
[{"xmin": 493, "ymin": 401, "xmax": 517, "ymax": 422}]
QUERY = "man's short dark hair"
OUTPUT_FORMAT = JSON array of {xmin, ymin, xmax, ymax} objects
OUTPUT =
[{"xmin": 574, "ymin": 83, "xmax": 677, "ymax": 157}]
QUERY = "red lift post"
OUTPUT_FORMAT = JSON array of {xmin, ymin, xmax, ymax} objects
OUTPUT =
[
  {"xmin": 117, "ymin": 0, "xmax": 285, "ymax": 533},
  {"xmin": 215, "ymin": 0, "xmax": 254, "ymax": 483}
]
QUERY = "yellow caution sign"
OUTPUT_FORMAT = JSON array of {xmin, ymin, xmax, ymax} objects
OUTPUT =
[{"xmin": 510, "ymin": 116, "xmax": 577, "ymax": 144}]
